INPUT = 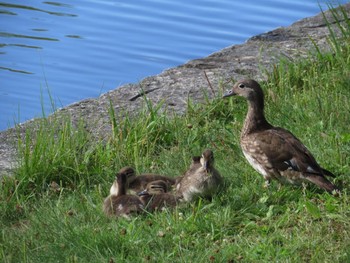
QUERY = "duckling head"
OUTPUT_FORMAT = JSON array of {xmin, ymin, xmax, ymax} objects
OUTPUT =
[
  {"xmin": 118, "ymin": 166, "xmax": 136, "ymax": 181},
  {"xmin": 200, "ymin": 149, "xmax": 214, "ymax": 173},
  {"xmin": 137, "ymin": 180, "xmax": 169, "ymax": 197},
  {"xmin": 138, "ymin": 180, "xmax": 168, "ymax": 196},
  {"xmin": 147, "ymin": 180, "xmax": 168, "ymax": 194}
]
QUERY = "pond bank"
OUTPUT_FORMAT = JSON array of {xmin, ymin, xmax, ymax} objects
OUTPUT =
[{"xmin": 1, "ymin": 3, "xmax": 349, "ymax": 176}]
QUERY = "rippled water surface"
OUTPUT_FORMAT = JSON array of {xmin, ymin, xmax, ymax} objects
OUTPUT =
[{"xmin": 0, "ymin": 0, "xmax": 346, "ymax": 130}]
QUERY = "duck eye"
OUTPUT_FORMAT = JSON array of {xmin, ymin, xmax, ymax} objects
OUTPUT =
[{"xmin": 238, "ymin": 83, "xmax": 245, "ymax": 89}]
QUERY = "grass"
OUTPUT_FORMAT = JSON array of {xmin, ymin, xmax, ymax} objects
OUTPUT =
[{"xmin": 1, "ymin": 4, "xmax": 350, "ymax": 263}]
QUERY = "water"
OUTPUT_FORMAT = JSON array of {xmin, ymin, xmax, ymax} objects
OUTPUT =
[{"xmin": 0, "ymin": 0, "xmax": 346, "ymax": 131}]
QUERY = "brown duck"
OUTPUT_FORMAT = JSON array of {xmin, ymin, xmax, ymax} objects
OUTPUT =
[
  {"xmin": 116, "ymin": 166, "xmax": 177, "ymax": 194},
  {"xmin": 223, "ymin": 79, "xmax": 339, "ymax": 194},
  {"xmin": 176, "ymin": 149, "xmax": 223, "ymax": 202},
  {"xmin": 103, "ymin": 170, "xmax": 145, "ymax": 219},
  {"xmin": 138, "ymin": 180, "xmax": 180, "ymax": 212}
]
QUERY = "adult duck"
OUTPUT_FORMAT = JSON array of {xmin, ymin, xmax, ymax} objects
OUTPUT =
[{"xmin": 223, "ymin": 79, "xmax": 338, "ymax": 194}]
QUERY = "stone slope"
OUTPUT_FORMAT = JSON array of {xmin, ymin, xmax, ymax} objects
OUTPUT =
[{"xmin": 1, "ymin": 4, "xmax": 349, "ymax": 176}]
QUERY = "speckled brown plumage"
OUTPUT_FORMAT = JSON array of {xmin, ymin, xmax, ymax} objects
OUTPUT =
[
  {"xmin": 223, "ymin": 79, "xmax": 339, "ymax": 194},
  {"xmin": 116, "ymin": 166, "xmax": 177, "ymax": 194},
  {"xmin": 103, "ymin": 171, "xmax": 144, "ymax": 219},
  {"xmin": 176, "ymin": 149, "xmax": 223, "ymax": 202},
  {"xmin": 138, "ymin": 180, "xmax": 180, "ymax": 212}
]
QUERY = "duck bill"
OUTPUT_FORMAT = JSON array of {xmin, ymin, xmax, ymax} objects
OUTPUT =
[
  {"xmin": 203, "ymin": 161, "xmax": 210, "ymax": 173},
  {"xmin": 223, "ymin": 90, "xmax": 236, "ymax": 98},
  {"xmin": 137, "ymin": 190, "xmax": 148, "ymax": 196}
]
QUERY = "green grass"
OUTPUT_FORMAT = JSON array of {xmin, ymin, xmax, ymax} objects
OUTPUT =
[{"xmin": 1, "ymin": 4, "xmax": 350, "ymax": 263}]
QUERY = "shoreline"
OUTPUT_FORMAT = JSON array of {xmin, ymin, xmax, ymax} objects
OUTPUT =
[{"xmin": 1, "ymin": 3, "xmax": 349, "ymax": 176}]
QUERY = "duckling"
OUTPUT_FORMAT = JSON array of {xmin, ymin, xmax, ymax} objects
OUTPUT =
[
  {"xmin": 176, "ymin": 149, "xmax": 223, "ymax": 202},
  {"xmin": 103, "ymin": 170, "xmax": 145, "ymax": 219},
  {"xmin": 223, "ymin": 79, "xmax": 339, "ymax": 194},
  {"xmin": 117, "ymin": 166, "xmax": 177, "ymax": 194},
  {"xmin": 138, "ymin": 180, "xmax": 180, "ymax": 212}
]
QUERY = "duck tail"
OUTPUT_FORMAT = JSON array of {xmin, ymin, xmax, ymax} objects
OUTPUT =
[
  {"xmin": 305, "ymin": 174, "xmax": 339, "ymax": 194},
  {"xmin": 321, "ymin": 168, "xmax": 336, "ymax": 178}
]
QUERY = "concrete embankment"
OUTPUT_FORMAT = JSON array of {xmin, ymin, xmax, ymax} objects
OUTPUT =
[{"xmin": 1, "ymin": 4, "xmax": 349, "ymax": 176}]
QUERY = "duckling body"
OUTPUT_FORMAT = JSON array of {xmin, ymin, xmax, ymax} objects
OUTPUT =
[
  {"xmin": 103, "ymin": 171, "xmax": 144, "ymax": 219},
  {"xmin": 129, "ymin": 173, "xmax": 177, "ymax": 194},
  {"xmin": 176, "ymin": 149, "xmax": 223, "ymax": 202},
  {"xmin": 223, "ymin": 79, "xmax": 338, "ymax": 194},
  {"xmin": 117, "ymin": 166, "xmax": 177, "ymax": 194},
  {"xmin": 138, "ymin": 180, "xmax": 180, "ymax": 211}
]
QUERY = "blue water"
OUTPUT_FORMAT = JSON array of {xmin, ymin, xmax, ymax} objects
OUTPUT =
[{"xmin": 0, "ymin": 0, "xmax": 346, "ymax": 131}]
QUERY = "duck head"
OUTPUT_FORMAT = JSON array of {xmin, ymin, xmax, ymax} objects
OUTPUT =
[
  {"xmin": 223, "ymin": 79, "xmax": 264, "ymax": 101},
  {"xmin": 137, "ymin": 180, "xmax": 168, "ymax": 196},
  {"xmin": 118, "ymin": 166, "xmax": 136, "ymax": 181}
]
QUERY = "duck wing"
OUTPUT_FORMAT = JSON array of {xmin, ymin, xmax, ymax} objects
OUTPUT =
[
  {"xmin": 253, "ymin": 127, "xmax": 329, "ymax": 177},
  {"xmin": 247, "ymin": 127, "xmax": 338, "ymax": 192}
]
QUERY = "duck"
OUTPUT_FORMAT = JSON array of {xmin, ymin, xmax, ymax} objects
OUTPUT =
[
  {"xmin": 223, "ymin": 79, "xmax": 339, "ymax": 194},
  {"xmin": 176, "ymin": 149, "xmax": 223, "ymax": 202},
  {"xmin": 138, "ymin": 180, "xmax": 180, "ymax": 212},
  {"xmin": 103, "ymin": 170, "xmax": 145, "ymax": 219},
  {"xmin": 116, "ymin": 166, "xmax": 177, "ymax": 194},
  {"xmin": 122, "ymin": 166, "xmax": 176, "ymax": 193}
]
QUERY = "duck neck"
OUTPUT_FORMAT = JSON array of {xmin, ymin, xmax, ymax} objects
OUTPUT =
[
  {"xmin": 119, "ymin": 183, "xmax": 126, "ymax": 196},
  {"xmin": 118, "ymin": 177, "xmax": 127, "ymax": 196},
  {"xmin": 241, "ymin": 97, "xmax": 271, "ymax": 138}
]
